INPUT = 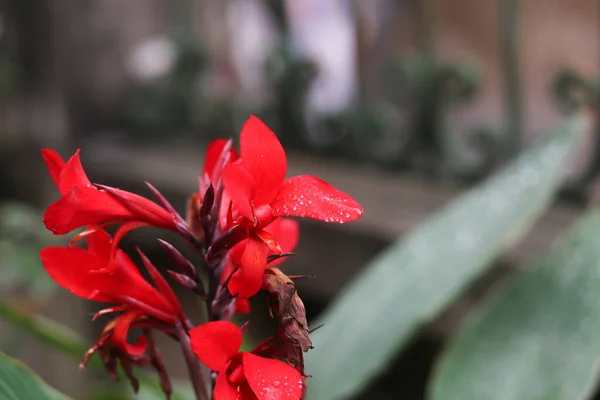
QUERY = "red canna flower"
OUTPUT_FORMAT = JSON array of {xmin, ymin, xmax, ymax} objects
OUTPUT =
[
  {"xmin": 190, "ymin": 321, "xmax": 303, "ymax": 400},
  {"xmin": 41, "ymin": 149, "xmax": 185, "ymax": 241},
  {"xmin": 225, "ymin": 217, "xmax": 300, "ymax": 299},
  {"xmin": 39, "ymin": 229, "xmax": 183, "ymax": 354},
  {"xmin": 220, "ymin": 115, "xmax": 362, "ymax": 298}
]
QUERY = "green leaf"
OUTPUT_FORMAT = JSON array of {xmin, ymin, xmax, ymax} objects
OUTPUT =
[
  {"xmin": 304, "ymin": 116, "xmax": 589, "ymax": 400},
  {"xmin": 430, "ymin": 211, "xmax": 600, "ymax": 400},
  {"xmin": 0, "ymin": 351, "xmax": 72, "ymax": 400}
]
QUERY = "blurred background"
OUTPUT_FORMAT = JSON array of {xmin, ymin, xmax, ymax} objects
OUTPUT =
[{"xmin": 1, "ymin": 0, "xmax": 600, "ymax": 399}]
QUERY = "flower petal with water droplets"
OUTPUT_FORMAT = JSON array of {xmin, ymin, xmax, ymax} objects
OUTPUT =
[
  {"xmin": 271, "ymin": 175, "xmax": 363, "ymax": 223},
  {"xmin": 243, "ymin": 353, "xmax": 303, "ymax": 400}
]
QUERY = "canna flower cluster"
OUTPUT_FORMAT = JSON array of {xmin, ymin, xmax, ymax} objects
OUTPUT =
[{"xmin": 39, "ymin": 116, "xmax": 363, "ymax": 399}]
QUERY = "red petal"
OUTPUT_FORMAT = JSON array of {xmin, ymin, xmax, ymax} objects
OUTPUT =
[
  {"xmin": 110, "ymin": 221, "xmax": 150, "ymax": 259},
  {"xmin": 263, "ymin": 218, "xmax": 299, "ymax": 267},
  {"xmin": 136, "ymin": 249, "xmax": 183, "ymax": 319},
  {"xmin": 239, "ymin": 382, "xmax": 259, "ymax": 400},
  {"xmin": 242, "ymin": 353, "xmax": 303, "ymax": 400},
  {"xmin": 204, "ymin": 138, "xmax": 238, "ymax": 184},
  {"xmin": 221, "ymin": 161, "xmax": 256, "ymax": 220},
  {"xmin": 255, "ymin": 229, "xmax": 282, "ymax": 254},
  {"xmin": 204, "ymin": 139, "xmax": 236, "ymax": 179},
  {"xmin": 189, "ymin": 321, "xmax": 243, "ymax": 372},
  {"xmin": 220, "ymin": 259, "xmax": 238, "ymax": 285},
  {"xmin": 41, "ymin": 243, "xmax": 177, "ymax": 321},
  {"xmin": 272, "ymin": 175, "xmax": 363, "ymax": 223},
  {"xmin": 239, "ymin": 116, "xmax": 287, "ymax": 205},
  {"xmin": 43, "ymin": 186, "xmax": 134, "ymax": 235},
  {"xmin": 264, "ymin": 218, "xmax": 299, "ymax": 255},
  {"xmin": 228, "ymin": 235, "xmax": 268, "ymax": 299},
  {"xmin": 41, "ymin": 149, "xmax": 65, "ymax": 190},
  {"xmin": 97, "ymin": 185, "xmax": 176, "ymax": 230},
  {"xmin": 69, "ymin": 222, "xmax": 117, "ymax": 247},
  {"xmin": 214, "ymin": 370, "xmax": 239, "ymax": 400},
  {"xmin": 39, "ymin": 247, "xmax": 113, "ymax": 302},
  {"xmin": 58, "ymin": 149, "xmax": 92, "ymax": 195},
  {"xmin": 107, "ymin": 252, "xmax": 178, "ymax": 321},
  {"xmin": 226, "ymin": 200, "xmax": 235, "ymax": 230},
  {"xmin": 111, "ymin": 309, "xmax": 148, "ymax": 356},
  {"xmin": 235, "ymin": 299, "xmax": 251, "ymax": 314},
  {"xmin": 85, "ymin": 228, "xmax": 113, "ymax": 257}
]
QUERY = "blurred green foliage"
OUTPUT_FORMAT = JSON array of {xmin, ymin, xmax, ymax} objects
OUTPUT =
[
  {"xmin": 431, "ymin": 211, "xmax": 600, "ymax": 400},
  {"xmin": 306, "ymin": 116, "xmax": 587, "ymax": 400},
  {"xmin": 0, "ymin": 202, "xmax": 63, "ymax": 300},
  {"xmin": 0, "ymin": 351, "xmax": 72, "ymax": 400}
]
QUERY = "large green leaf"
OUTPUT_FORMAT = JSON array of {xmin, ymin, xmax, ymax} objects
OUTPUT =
[
  {"xmin": 430, "ymin": 211, "xmax": 600, "ymax": 400},
  {"xmin": 0, "ymin": 352, "xmax": 71, "ymax": 400},
  {"xmin": 304, "ymin": 116, "xmax": 588, "ymax": 400}
]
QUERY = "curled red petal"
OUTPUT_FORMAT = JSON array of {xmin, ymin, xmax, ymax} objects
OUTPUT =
[
  {"xmin": 228, "ymin": 235, "xmax": 268, "ymax": 299},
  {"xmin": 221, "ymin": 161, "xmax": 256, "ymax": 220},
  {"xmin": 110, "ymin": 221, "xmax": 150, "ymax": 260},
  {"xmin": 272, "ymin": 175, "xmax": 363, "ymax": 223},
  {"xmin": 239, "ymin": 115, "xmax": 287, "ymax": 205},
  {"xmin": 41, "ymin": 149, "xmax": 65, "ymax": 190},
  {"xmin": 58, "ymin": 149, "xmax": 93, "ymax": 195},
  {"xmin": 70, "ymin": 222, "xmax": 117, "ymax": 248},
  {"xmin": 111, "ymin": 309, "xmax": 148, "ymax": 356},
  {"xmin": 85, "ymin": 228, "xmax": 113, "ymax": 257},
  {"xmin": 242, "ymin": 353, "xmax": 303, "ymax": 400},
  {"xmin": 43, "ymin": 186, "xmax": 134, "ymax": 235},
  {"xmin": 189, "ymin": 321, "xmax": 243, "ymax": 372}
]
